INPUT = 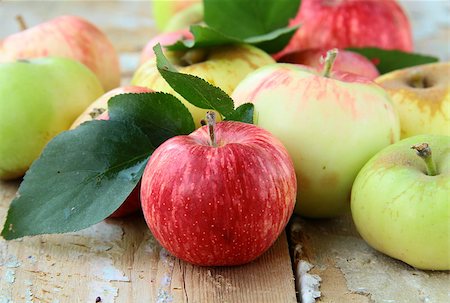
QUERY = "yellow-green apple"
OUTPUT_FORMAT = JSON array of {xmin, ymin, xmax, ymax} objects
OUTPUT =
[
  {"xmin": 71, "ymin": 86, "xmax": 152, "ymax": 128},
  {"xmin": 231, "ymin": 50, "xmax": 400, "ymax": 218},
  {"xmin": 0, "ymin": 15, "xmax": 120, "ymax": 91},
  {"xmin": 131, "ymin": 44, "xmax": 275, "ymax": 127},
  {"xmin": 139, "ymin": 29, "xmax": 193, "ymax": 64},
  {"xmin": 140, "ymin": 114, "xmax": 297, "ymax": 265},
  {"xmin": 276, "ymin": 0, "xmax": 413, "ymax": 58},
  {"xmin": 152, "ymin": 0, "xmax": 202, "ymax": 32},
  {"xmin": 351, "ymin": 135, "xmax": 449, "ymax": 270},
  {"xmin": 278, "ymin": 48, "xmax": 380, "ymax": 80},
  {"xmin": 375, "ymin": 62, "xmax": 450, "ymax": 139},
  {"xmin": 0, "ymin": 57, "xmax": 104, "ymax": 180}
]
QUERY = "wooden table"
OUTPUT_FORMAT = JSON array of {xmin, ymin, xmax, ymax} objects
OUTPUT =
[{"xmin": 0, "ymin": 1, "xmax": 449, "ymax": 302}]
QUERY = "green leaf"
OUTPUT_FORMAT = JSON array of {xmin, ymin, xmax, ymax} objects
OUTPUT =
[
  {"xmin": 1, "ymin": 121, "xmax": 153, "ymax": 240},
  {"xmin": 166, "ymin": 0, "xmax": 301, "ymax": 54},
  {"xmin": 154, "ymin": 44, "xmax": 235, "ymax": 117},
  {"xmin": 224, "ymin": 103, "xmax": 254, "ymax": 124},
  {"xmin": 108, "ymin": 92, "xmax": 195, "ymax": 146},
  {"xmin": 204, "ymin": 0, "xmax": 300, "ymax": 39},
  {"xmin": 347, "ymin": 47, "xmax": 439, "ymax": 74},
  {"xmin": 1, "ymin": 92, "xmax": 197, "ymax": 240}
]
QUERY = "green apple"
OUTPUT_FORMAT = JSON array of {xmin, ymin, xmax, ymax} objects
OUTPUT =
[
  {"xmin": 0, "ymin": 57, "xmax": 104, "ymax": 180},
  {"xmin": 152, "ymin": 0, "xmax": 202, "ymax": 32},
  {"xmin": 231, "ymin": 50, "xmax": 400, "ymax": 218},
  {"xmin": 376, "ymin": 62, "xmax": 450, "ymax": 139},
  {"xmin": 351, "ymin": 135, "xmax": 449, "ymax": 270},
  {"xmin": 131, "ymin": 44, "xmax": 275, "ymax": 127}
]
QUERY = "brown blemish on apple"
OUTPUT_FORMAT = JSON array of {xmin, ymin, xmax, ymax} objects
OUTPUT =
[
  {"xmin": 296, "ymin": 171, "xmax": 311, "ymax": 191},
  {"xmin": 376, "ymin": 62, "xmax": 449, "ymax": 117},
  {"xmin": 321, "ymin": 172, "xmax": 339, "ymax": 187}
]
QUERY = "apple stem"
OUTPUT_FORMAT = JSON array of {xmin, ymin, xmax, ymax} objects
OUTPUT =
[
  {"xmin": 322, "ymin": 48, "xmax": 339, "ymax": 78},
  {"xmin": 16, "ymin": 15, "xmax": 28, "ymax": 31},
  {"xmin": 206, "ymin": 111, "xmax": 217, "ymax": 147},
  {"xmin": 411, "ymin": 143, "xmax": 437, "ymax": 176}
]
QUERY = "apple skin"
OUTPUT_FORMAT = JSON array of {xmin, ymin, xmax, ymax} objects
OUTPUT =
[
  {"xmin": 0, "ymin": 15, "xmax": 120, "ymax": 91},
  {"xmin": 152, "ymin": 0, "xmax": 202, "ymax": 32},
  {"xmin": 131, "ymin": 44, "xmax": 275, "ymax": 127},
  {"xmin": 278, "ymin": 48, "xmax": 380, "ymax": 80},
  {"xmin": 71, "ymin": 86, "xmax": 152, "ymax": 128},
  {"xmin": 375, "ymin": 62, "xmax": 450, "ymax": 139},
  {"xmin": 140, "ymin": 121, "xmax": 297, "ymax": 266},
  {"xmin": 231, "ymin": 63, "xmax": 400, "ymax": 218},
  {"xmin": 351, "ymin": 135, "xmax": 450, "ymax": 270},
  {"xmin": 276, "ymin": 0, "xmax": 413, "ymax": 58},
  {"xmin": 139, "ymin": 29, "xmax": 193, "ymax": 65},
  {"xmin": 0, "ymin": 57, "xmax": 104, "ymax": 180}
]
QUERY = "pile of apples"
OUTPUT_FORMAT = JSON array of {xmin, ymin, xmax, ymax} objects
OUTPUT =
[{"xmin": 0, "ymin": 0, "xmax": 448, "ymax": 270}]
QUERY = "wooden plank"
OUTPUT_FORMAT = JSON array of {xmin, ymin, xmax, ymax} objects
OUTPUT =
[
  {"xmin": 0, "ymin": 181, "xmax": 297, "ymax": 302},
  {"xmin": 289, "ymin": 215, "xmax": 449, "ymax": 303}
]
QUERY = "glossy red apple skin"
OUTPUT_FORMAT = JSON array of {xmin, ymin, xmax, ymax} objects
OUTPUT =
[
  {"xmin": 71, "ymin": 86, "xmax": 153, "ymax": 218},
  {"xmin": 278, "ymin": 48, "xmax": 379, "ymax": 80},
  {"xmin": 140, "ymin": 29, "xmax": 193, "ymax": 64},
  {"xmin": 0, "ymin": 15, "xmax": 120, "ymax": 91},
  {"xmin": 141, "ymin": 121, "xmax": 297, "ymax": 266},
  {"xmin": 276, "ymin": 0, "xmax": 413, "ymax": 58}
]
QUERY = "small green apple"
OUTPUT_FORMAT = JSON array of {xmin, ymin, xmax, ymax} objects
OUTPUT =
[
  {"xmin": 0, "ymin": 57, "xmax": 104, "ymax": 180},
  {"xmin": 131, "ymin": 44, "xmax": 275, "ymax": 127},
  {"xmin": 231, "ymin": 49, "xmax": 400, "ymax": 217},
  {"xmin": 152, "ymin": 0, "xmax": 202, "ymax": 32},
  {"xmin": 376, "ymin": 62, "xmax": 450, "ymax": 139},
  {"xmin": 351, "ymin": 135, "xmax": 449, "ymax": 270}
]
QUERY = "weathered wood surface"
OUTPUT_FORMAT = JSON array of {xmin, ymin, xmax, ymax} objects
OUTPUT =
[
  {"xmin": 1, "ymin": 1, "xmax": 449, "ymax": 303},
  {"xmin": 0, "ymin": 181, "xmax": 297, "ymax": 302}
]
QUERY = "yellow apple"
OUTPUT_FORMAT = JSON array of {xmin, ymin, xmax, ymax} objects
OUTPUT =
[
  {"xmin": 376, "ymin": 62, "xmax": 450, "ymax": 139},
  {"xmin": 131, "ymin": 44, "xmax": 275, "ymax": 127}
]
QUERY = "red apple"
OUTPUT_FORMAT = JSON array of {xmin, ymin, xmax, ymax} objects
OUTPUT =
[
  {"xmin": 140, "ymin": 117, "xmax": 297, "ymax": 266},
  {"xmin": 71, "ymin": 86, "xmax": 153, "ymax": 218},
  {"xmin": 276, "ymin": 0, "xmax": 413, "ymax": 58},
  {"xmin": 0, "ymin": 15, "xmax": 120, "ymax": 91},
  {"xmin": 278, "ymin": 48, "xmax": 379, "ymax": 80},
  {"xmin": 139, "ymin": 29, "xmax": 193, "ymax": 64}
]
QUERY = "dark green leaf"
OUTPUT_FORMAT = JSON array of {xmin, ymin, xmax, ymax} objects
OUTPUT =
[
  {"xmin": 224, "ymin": 103, "xmax": 254, "ymax": 124},
  {"xmin": 347, "ymin": 47, "xmax": 439, "ymax": 74},
  {"xmin": 108, "ymin": 92, "xmax": 195, "ymax": 146},
  {"xmin": 246, "ymin": 26, "xmax": 299, "ymax": 54},
  {"xmin": 1, "ymin": 121, "xmax": 153, "ymax": 240},
  {"xmin": 204, "ymin": 0, "xmax": 300, "ymax": 39},
  {"xmin": 154, "ymin": 44, "xmax": 235, "ymax": 117}
]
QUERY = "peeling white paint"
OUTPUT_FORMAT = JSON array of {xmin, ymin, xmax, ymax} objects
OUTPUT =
[
  {"xmin": 87, "ymin": 280, "xmax": 119, "ymax": 303},
  {"xmin": 91, "ymin": 257, "xmax": 129, "ymax": 282},
  {"xmin": 4, "ymin": 269, "xmax": 15, "ymax": 284},
  {"xmin": 25, "ymin": 287, "xmax": 34, "ymax": 303},
  {"xmin": 297, "ymin": 261, "xmax": 321, "ymax": 303},
  {"xmin": 0, "ymin": 295, "xmax": 12, "ymax": 303},
  {"xmin": 161, "ymin": 274, "xmax": 172, "ymax": 286},
  {"xmin": 72, "ymin": 221, "xmax": 124, "ymax": 242}
]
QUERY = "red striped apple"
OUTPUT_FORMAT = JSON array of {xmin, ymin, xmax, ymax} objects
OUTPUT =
[
  {"xmin": 276, "ymin": 0, "xmax": 413, "ymax": 58},
  {"xmin": 278, "ymin": 48, "xmax": 379, "ymax": 80},
  {"xmin": 0, "ymin": 15, "xmax": 120, "ymax": 91},
  {"xmin": 140, "ymin": 115, "xmax": 297, "ymax": 266},
  {"xmin": 232, "ymin": 50, "xmax": 400, "ymax": 218},
  {"xmin": 71, "ymin": 86, "xmax": 153, "ymax": 218}
]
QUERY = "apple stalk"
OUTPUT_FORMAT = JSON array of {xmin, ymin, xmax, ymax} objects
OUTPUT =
[
  {"xmin": 15, "ymin": 15, "xmax": 28, "ymax": 31},
  {"xmin": 411, "ymin": 143, "xmax": 437, "ymax": 176},
  {"xmin": 206, "ymin": 111, "xmax": 217, "ymax": 147},
  {"xmin": 322, "ymin": 48, "xmax": 338, "ymax": 78}
]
